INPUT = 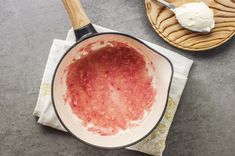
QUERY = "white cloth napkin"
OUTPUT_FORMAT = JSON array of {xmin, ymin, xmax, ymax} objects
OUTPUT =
[{"xmin": 33, "ymin": 24, "xmax": 193, "ymax": 156}]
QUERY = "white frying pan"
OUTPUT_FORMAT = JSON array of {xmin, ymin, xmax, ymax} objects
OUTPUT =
[{"xmin": 52, "ymin": 0, "xmax": 173, "ymax": 149}]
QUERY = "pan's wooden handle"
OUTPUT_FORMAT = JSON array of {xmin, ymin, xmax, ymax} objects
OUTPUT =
[{"xmin": 62, "ymin": 0, "xmax": 90, "ymax": 29}]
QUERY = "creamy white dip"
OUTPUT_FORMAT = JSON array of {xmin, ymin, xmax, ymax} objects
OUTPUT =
[{"xmin": 175, "ymin": 2, "xmax": 215, "ymax": 32}]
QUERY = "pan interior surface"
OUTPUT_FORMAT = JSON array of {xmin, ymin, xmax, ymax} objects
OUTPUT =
[{"xmin": 52, "ymin": 33, "xmax": 173, "ymax": 148}]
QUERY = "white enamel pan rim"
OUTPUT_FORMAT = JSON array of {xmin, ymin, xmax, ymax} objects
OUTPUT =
[{"xmin": 51, "ymin": 32, "xmax": 174, "ymax": 149}]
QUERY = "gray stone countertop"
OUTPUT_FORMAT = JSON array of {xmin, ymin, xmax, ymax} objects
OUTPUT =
[{"xmin": 0, "ymin": 0, "xmax": 234, "ymax": 156}]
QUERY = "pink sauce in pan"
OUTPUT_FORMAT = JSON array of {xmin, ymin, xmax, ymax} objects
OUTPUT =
[{"xmin": 66, "ymin": 41, "xmax": 156, "ymax": 136}]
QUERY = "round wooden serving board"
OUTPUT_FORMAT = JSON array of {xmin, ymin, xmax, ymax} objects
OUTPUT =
[{"xmin": 145, "ymin": 0, "xmax": 235, "ymax": 51}]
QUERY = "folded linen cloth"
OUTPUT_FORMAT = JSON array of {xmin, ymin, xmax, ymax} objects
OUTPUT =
[{"xmin": 33, "ymin": 24, "xmax": 193, "ymax": 156}]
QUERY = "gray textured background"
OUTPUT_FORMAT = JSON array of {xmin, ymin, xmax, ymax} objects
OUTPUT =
[{"xmin": 0, "ymin": 0, "xmax": 235, "ymax": 156}]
